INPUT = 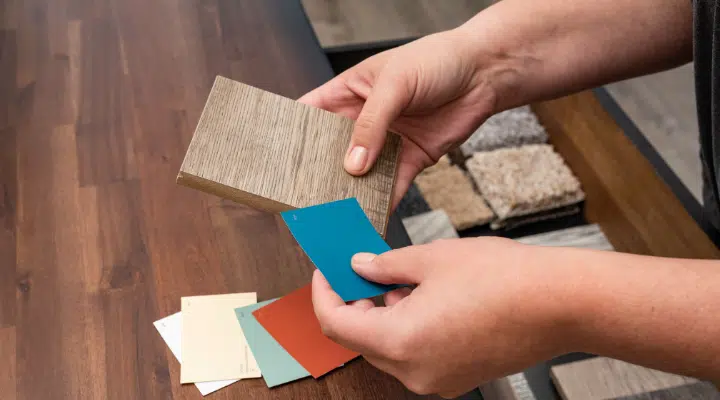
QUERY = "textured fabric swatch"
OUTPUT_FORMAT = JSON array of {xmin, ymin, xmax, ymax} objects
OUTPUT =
[
  {"xmin": 460, "ymin": 106, "xmax": 548, "ymax": 156},
  {"xmin": 414, "ymin": 164, "xmax": 495, "ymax": 230},
  {"xmin": 466, "ymin": 144, "xmax": 585, "ymax": 221},
  {"xmin": 395, "ymin": 183, "xmax": 432, "ymax": 219}
]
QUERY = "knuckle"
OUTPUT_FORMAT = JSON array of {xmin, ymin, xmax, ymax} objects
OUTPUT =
[
  {"xmin": 354, "ymin": 116, "xmax": 378, "ymax": 137},
  {"xmin": 402, "ymin": 376, "xmax": 434, "ymax": 395},
  {"xmin": 318, "ymin": 319, "xmax": 337, "ymax": 339},
  {"xmin": 385, "ymin": 330, "xmax": 418, "ymax": 363}
]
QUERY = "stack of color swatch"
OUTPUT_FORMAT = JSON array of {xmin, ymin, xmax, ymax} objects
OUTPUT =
[{"xmin": 153, "ymin": 198, "xmax": 399, "ymax": 395}]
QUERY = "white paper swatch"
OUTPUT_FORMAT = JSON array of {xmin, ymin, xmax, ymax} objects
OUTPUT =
[{"xmin": 153, "ymin": 312, "xmax": 238, "ymax": 396}]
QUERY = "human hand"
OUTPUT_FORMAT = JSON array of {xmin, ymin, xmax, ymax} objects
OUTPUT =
[
  {"xmin": 299, "ymin": 29, "xmax": 504, "ymax": 208},
  {"xmin": 311, "ymin": 237, "xmax": 580, "ymax": 398}
]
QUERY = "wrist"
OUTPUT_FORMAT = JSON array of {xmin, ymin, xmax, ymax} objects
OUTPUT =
[
  {"xmin": 452, "ymin": 13, "xmax": 536, "ymax": 115},
  {"xmin": 523, "ymin": 246, "xmax": 609, "ymax": 356}
]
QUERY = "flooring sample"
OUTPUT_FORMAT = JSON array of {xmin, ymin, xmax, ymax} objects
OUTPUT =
[
  {"xmin": 302, "ymin": 0, "xmax": 493, "ymax": 49},
  {"xmin": 460, "ymin": 106, "xmax": 548, "ymax": 157},
  {"xmin": 606, "ymin": 64, "xmax": 702, "ymax": 202},
  {"xmin": 414, "ymin": 164, "xmax": 495, "ymax": 230},
  {"xmin": 180, "ymin": 293, "xmax": 260, "ymax": 383},
  {"xmin": 618, "ymin": 381, "xmax": 720, "ymax": 399},
  {"xmin": 466, "ymin": 144, "xmax": 585, "ymax": 221},
  {"xmin": 516, "ymin": 224, "xmax": 614, "ymax": 251},
  {"xmin": 395, "ymin": 183, "xmax": 432, "ymax": 219},
  {"xmin": 253, "ymin": 284, "xmax": 359, "ymax": 378},
  {"xmin": 153, "ymin": 312, "xmax": 238, "ymax": 396},
  {"xmin": 235, "ymin": 300, "xmax": 311, "ymax": 388},
  {"xmin": 401, "ymin": 209, "xmax": 458, "ymax": 245},
  {"xmin": 281, "ymin": 198, "xmax": 400, "ymax": 301},
  {"xmin": 550, "ymin": 357, "xmax": 716, "ymax": 400},
  {"xmin": 177, "ymin": 76, "xmax": 400, "ymax": 235},
  {"xmin": 480, "ymin": 372, "xmax": 537, "ymax": 400},
  {"xmin": 490, "ymin": 204, "xmax": 581, "ymax": 231}
]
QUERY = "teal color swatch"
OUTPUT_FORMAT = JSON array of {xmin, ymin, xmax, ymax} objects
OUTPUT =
[
  {"xmin": 235, "ymin": 300, "xmax": 311, "ymax": 388},
  {"xmin": 281, "ymin": 198, "xmax": 400, "ymax": 301}
]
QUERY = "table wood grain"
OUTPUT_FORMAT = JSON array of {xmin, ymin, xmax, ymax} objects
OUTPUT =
[{"xmin": 0, "ymin": 0, "xmax": 436, "ymax": 399}]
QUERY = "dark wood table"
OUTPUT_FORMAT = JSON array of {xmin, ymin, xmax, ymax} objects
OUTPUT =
[
  {"xmin": 0, "ymin": 1, "xmax": 440, "ymax": 399},
  {"xmin": 3, "ymin": 1, "xmax": 719, "ymax": 400}
]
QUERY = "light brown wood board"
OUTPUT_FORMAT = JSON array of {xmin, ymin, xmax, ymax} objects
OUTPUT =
[
  {"xmin": 550, "ymin": 357, "xmax": 718, "ymax": 400},
  {"xmin": 177, "ymin": 76, "xmax": 400, "ymax": 235}
]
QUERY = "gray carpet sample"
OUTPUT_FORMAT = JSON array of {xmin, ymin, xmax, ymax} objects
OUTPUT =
[
  {"xmin": 460, "ymin": 106, "xmax": 548, "ymax": 157},
  {"xmin": 395, "ymin": 183, "xmax": 432, "ymax": 219}
]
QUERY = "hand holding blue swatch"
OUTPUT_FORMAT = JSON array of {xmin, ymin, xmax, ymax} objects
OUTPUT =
[{"xmin": 281, "ymin": 198, "xmax": 401, "ymax": 301}]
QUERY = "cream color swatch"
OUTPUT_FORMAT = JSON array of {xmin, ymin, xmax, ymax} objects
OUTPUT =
[{"xmin": 180, "ymin": 293, "xmax": 261, "ymax": 383}]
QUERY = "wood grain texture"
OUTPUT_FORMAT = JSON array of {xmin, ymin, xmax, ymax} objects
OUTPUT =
[
  {"xmin": 516, "ymin": 224, "xmax": 613, "ymax": 251},
  {"xmin": 178, "ymin": 76, "xmax": 400, "ymax": 235},
  {"xmin": 402, "ymin": 209, "xmax": 459, "ymax": 245},
  {"xmin": 301, "ymin": 0, "xmax": 493, "ymax": 48},
  {"xmin": 617, "ymin": 381, "xmax": 720, "ymax": 399},
  {"xmin": 533, "ymin": 92, "xmax": 720, "ymax": 259},
  {"xmin": 0, "ymin": 327, "xmax": 15, "ymax": 400},
  {"xmin": 480, "ymin": 373, "xmax": 536, "ymax": 400},
  {"xmin": 1, "ymin": 0, "xmax": 437, "ymax": 398},
  {"xmin": 605, "ymin": 64, "xmax": 701, "ymax": 202},
  {"xmin": 550, "ymin": 357, "xmax": 717, "ymax": 400}
]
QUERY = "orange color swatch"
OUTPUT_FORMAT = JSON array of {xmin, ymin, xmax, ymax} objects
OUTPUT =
[{"xmin": 253, "ymin": 284, "xmax": 359, "ymax": 378}]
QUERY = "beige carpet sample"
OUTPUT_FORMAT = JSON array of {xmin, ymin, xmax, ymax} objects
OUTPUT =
[
  {"xmin": 414, "ymin": 162, "xmax": 494, "ymax": 230},
  {"xmin": 460, "ymin": 106, "xmax": 548, "ymax": 157},
  {"xmin": 466, "ymin": 144, "xmax": 585, "ymax": 221},
  {"xmin": 178, "ymin": 76, "xmax": 400, "ymax": 235}
]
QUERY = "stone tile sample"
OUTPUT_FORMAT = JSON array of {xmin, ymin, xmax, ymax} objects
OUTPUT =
[
  {"xmin": 401, "ymin": 209, "xmax": 459, "ymax": 245},
  {"xmin": 516, "ymin": 224, "xmax": 613, "ymax": 251},
  {"xmin": 460, "ymin": 106, "xmax": 548, "ymax": 157},
  {"xmin": 466, "ymin": 144, "xmax": 585, "ymax": 221},
  {"xmin": 550, "ymin": 357, "xmax": 717, "ymax": 400},
  {"xmin": 414, "ymin": 163, "xmax": 494, "ymax": 230}
]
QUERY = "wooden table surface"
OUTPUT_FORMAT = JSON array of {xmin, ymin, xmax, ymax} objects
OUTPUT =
[{"xmin": 0, "ymin": 0, "xmax": 436, "ymax": 398}]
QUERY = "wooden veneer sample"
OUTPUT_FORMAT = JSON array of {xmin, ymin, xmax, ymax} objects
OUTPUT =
[
  {"xmin": 516, "ymin": 224, "xmax": 614, "ymax": 251},
  {"xmin": 550, "ymin": 357, "xmax": 717, "ymax": 400},
  {"xmin": 178, "ymin": 76, "xmax": 400, "ymax": 235}
]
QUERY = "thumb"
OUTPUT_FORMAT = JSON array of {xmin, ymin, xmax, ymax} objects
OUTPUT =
[
  {"xmin": 351, "ymin": 246, "xmax": 428, "ymax": 285},
  {"xmin": 345, "ymin": 71, "xmax": 413, "ymax": 175}
]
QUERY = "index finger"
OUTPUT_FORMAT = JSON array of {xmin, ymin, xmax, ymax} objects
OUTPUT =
[{"xmin": 311, "ymin": 270, "xmax": 392, "ymax": 357}]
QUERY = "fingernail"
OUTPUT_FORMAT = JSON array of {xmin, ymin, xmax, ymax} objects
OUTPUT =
[
  {"xmin": 351, "ymin": 252, "xmax": 376, "ymax": 267},
  {"xmin": 345, "ymin": 146, "xmax": 368, "ymax": 173}
]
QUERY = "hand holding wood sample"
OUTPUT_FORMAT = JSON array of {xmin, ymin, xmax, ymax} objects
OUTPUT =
[{"xmin": 177, "ymin": 76, "xmax": 400, "ymax": 235}]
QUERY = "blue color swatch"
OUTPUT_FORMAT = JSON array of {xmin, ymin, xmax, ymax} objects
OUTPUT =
[
  {"xmin": 281, "ymin": 198, "xmax": 400, "ymax": 301},
  {"xmin": 235, "ymin": 300, "xmax": 311, "ymax": 388}
]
